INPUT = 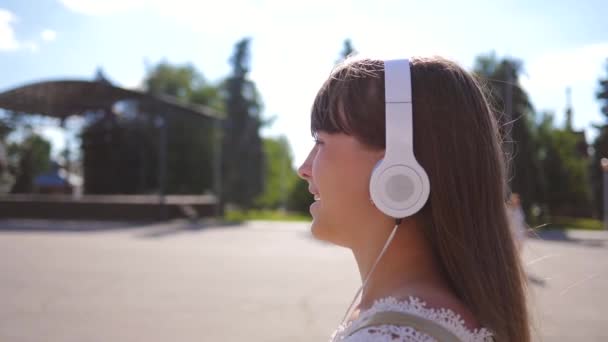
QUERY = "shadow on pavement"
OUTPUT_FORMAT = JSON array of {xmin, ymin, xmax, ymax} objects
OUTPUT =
[
  {"xmin": 528, "ymin": 229, "xmax": 606, "ymax": 248},
  {"xmin": 134, "ymin": 219, "xmax": 243, "ymax": 239},
  {"xmin": 0, "ymin": 219, "xmax": 147, "ymax": 232},
  {"xmin": 527, "ymin": 273, "xmax": 547, "ymax": 287},
  {"xmin": 0, "ymin": 218, "xmax": 243, "ymax": 236}
]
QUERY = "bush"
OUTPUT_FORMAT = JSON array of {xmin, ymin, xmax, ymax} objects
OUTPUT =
[
  {"xmin": 545, "ymin": 216, "xmax": 603, "ymax": 230},
  {"xmin": 287, "ymin": 178, "xmax": 313, "ymax": 214},
  {"xmin": 225, "ymin": 209, "xmax": 311, "ymax": 223}
]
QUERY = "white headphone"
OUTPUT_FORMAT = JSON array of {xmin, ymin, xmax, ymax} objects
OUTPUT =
[{"xmin": 369, "ymin": 59, "xmax": 430, "ymax": 219}]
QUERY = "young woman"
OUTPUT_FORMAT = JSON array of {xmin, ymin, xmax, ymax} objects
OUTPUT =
[{"xmin": 298, "ymin": 56, "xmax": 529, "ymax": 341}]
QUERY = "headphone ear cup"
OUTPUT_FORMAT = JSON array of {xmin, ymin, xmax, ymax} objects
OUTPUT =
[
  {"xmin": 370, "ymin": 159, "xmax": 430, "ymax": 218},
  {"xmin": 369, "ymin": 158, "xmax": 385, "ymax": 205}
]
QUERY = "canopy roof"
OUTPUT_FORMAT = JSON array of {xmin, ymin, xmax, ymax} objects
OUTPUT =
[{"xmin": 0, "ymin": 79, "xmax": 221, "ymax": 120}]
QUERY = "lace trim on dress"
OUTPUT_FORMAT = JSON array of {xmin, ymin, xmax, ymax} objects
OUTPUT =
[{"xmin": 330, "ymin": 296, "xmax": 494, "ymax": 342}]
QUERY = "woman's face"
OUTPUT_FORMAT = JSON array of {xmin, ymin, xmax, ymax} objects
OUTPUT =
[{"xmin": 298, "ymin": 131, "xmax": 384, "ymax": 246}]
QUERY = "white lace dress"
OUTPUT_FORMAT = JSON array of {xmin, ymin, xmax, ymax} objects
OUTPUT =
[{"xmin": 330, "ymin": 296, "xmax": 494, "ymax": 342}]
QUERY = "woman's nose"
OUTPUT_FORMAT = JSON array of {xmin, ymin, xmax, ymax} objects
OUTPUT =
[
  {"xmin": 298, "ymin": 149, "xmax": 314, "ymax": 180},
  {"xmin": 298, "ymin": 160, "xmax": 311, "ymax": 181}
]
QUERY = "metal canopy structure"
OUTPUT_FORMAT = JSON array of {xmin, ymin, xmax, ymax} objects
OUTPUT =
[
  {"xmin": 0, "ymin": 78, "xmax": 223, "ymax": 220},
  {"xmin": 0, "ymin": 79, "xmax": 220, "ymax": 120}
]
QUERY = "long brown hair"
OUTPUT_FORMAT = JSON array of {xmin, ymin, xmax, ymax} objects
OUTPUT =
[{"xmin": 311, "ymin": 56, "xmax": 530, "ymax": 342}]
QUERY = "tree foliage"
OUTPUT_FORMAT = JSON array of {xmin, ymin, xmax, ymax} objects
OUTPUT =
[
  {"xmin": 8, "ymin": 132, "xmax": 51, "ymax": 193},
  {"xmin": 537, "ymin": 113, "xmax": 591, "ymax": 217},
  {"xmin": 220, "ymin": 38, "xmax": 265, "ymax": 209},
  {"xmin": 338, "ymin": 39, "xmax": 356, "ymax": 62},
  {"xmin": 473, "ymin": 52, "xmax": 543, "ymax": 217},
  {"xmin": 254, "ymin": 136, "xmax": 298, "ymax": 209},
  {"xmin": 591, "ymin": 59, "xmax": 608, "ymax": 217}
]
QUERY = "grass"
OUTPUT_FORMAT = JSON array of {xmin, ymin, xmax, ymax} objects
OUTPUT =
[
  {"xmin": 225, "ymin": 209, "xmax": 312, "ymax": 223},
  {"xmin": 540, "ymin": 216, "xmax": 604, "ymax": 231}
]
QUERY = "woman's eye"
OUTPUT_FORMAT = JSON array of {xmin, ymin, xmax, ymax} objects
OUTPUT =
[{"xmin": 314, "ymin": 139, "xmax": 324, "ymax": 146}]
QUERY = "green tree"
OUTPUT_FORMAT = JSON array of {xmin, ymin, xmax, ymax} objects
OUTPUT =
[
  {"xmin": 1, "ymin": 113, "xmax": 58, "ymax": 193},
  {"xmin": 255, "ymin": 136, "xmax": 298, "ymax": 209},
  {"xmin": 537, "ymin": 113, "xmax": 591, "ymax": 217},
  {"xmin": 220, "ymin": 38, "xmax": 265, "ymax": 209},
  {"xmin": 473, "ymin": 52, "xmax": 543, "ymax": 218},
  {"xmin": 0, "ymin": 114, "xmax": 12, "ymax": 188},
  {"xmin": 9, "ymin": 132, "xmax": 51, "ymax": 193},
  {"xmin": 0, "ymin": 115, "xmax": 12, "ymax": 140},
  {"xmin": 144, "ymin": 61, "xmax": 218, "ymax": 105},
  {"xmin": 337, "ymin": 39, "xmax": 356, "ymax": 62},
  {"xmin": 591, "ymin": 59, "xmax": 608, "ymax": 218},
  {"xmin": 288, "ymin": 178, "xmax": 313, "ymax": 214}
]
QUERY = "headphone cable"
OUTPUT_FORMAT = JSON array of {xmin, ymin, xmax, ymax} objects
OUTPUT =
[{"xmin": 338, "ymin": 218, "xmax": 402, "ymax": 327}]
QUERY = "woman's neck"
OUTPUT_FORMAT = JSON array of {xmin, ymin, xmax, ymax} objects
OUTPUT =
[{"xmin": 351, "ymin": 219, "xmax": 448, "ymax": 310}]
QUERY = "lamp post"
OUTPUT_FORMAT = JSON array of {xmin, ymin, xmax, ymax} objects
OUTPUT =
[
  {"xmin": 602, "ymin": 158, "xmax": 608, "ymax": 230},
  {"xmin": 213, "ymin": 118, "xmax": 223, "ymax": 217},
  {"xmin": 155, "ymin": 113, "xmax": 167, "ymax": 220}
]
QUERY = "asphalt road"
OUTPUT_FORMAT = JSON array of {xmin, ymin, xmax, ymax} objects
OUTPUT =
[{"xmin": 0, "ymin": 219, "xmax": 606, "ymax": 341}]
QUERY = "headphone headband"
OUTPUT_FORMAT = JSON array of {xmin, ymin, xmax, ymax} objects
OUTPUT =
[{"xmin": 384, "ymin": 59, "xmax": 414, "ymax": 162}]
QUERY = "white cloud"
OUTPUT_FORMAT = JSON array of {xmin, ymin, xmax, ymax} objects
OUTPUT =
[
  {"xmin": 0, "ymin": 9, "xmax": 44, "ymax": 53},
  {"xmin": 41, "ymin": 29, "xmax": 57, "ymax": 42},
  {"xmin": 0, "ymin": 8, "xmax": 20, "ymax": 51},
  {"xmin": 522, "ymin": 43, "xmax": 608, "ymax": 89},
  {"xmin": 59, "ymin": 0, "xmax": 145, "ymax": 15},
  {"xmin": 521, "ymin": 43, "xmax": 608, "ymax": 131},
  {"xmin": 22, "ymin": 41, "xmax": 39, "ymax": 52}
]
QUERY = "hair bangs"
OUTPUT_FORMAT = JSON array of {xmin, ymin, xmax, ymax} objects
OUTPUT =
[{"xmin": 310, "ymin": 76, "xmax": 355, "ymax": 137}]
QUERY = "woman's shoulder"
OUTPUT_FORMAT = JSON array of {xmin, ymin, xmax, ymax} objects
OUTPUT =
[{"xmin": 332, "ymin": 296, "xmax": 494, "ymax": 342}]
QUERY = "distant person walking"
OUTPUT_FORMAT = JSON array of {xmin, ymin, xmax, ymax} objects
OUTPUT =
[{"xmin": 507, "ymin": 193, "xmax": 527, "ymax": 251}]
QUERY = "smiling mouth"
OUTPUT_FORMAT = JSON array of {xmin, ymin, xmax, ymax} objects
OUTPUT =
[{"xmin": 314, "ymin": 194, "xmax": 321, "ymax": 201}]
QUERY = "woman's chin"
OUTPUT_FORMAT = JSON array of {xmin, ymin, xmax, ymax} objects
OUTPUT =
[
  {"xmin": 310, "ymin": 219, "xmax": 338, "ymax": 245},
  {"xmin": 310, "ymin": 218, "xmax": 327, "ymax": 241},
  {"xmin": 308, "ymin": 203, "xmax": 348, "ymax": 246},
  {"xmin": 308, "ymin": 202, "xmax": 320, "ymax": 225}
]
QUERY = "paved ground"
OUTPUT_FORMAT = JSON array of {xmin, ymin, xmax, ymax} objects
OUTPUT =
[{"xmin": 0, "ymin": 219, "xmax": 606, "ymax": 342}]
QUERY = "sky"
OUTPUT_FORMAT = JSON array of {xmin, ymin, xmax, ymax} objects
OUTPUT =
[{"xmin": 1, "ymin": 0, "xmax": 607, "ymax": 168}]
